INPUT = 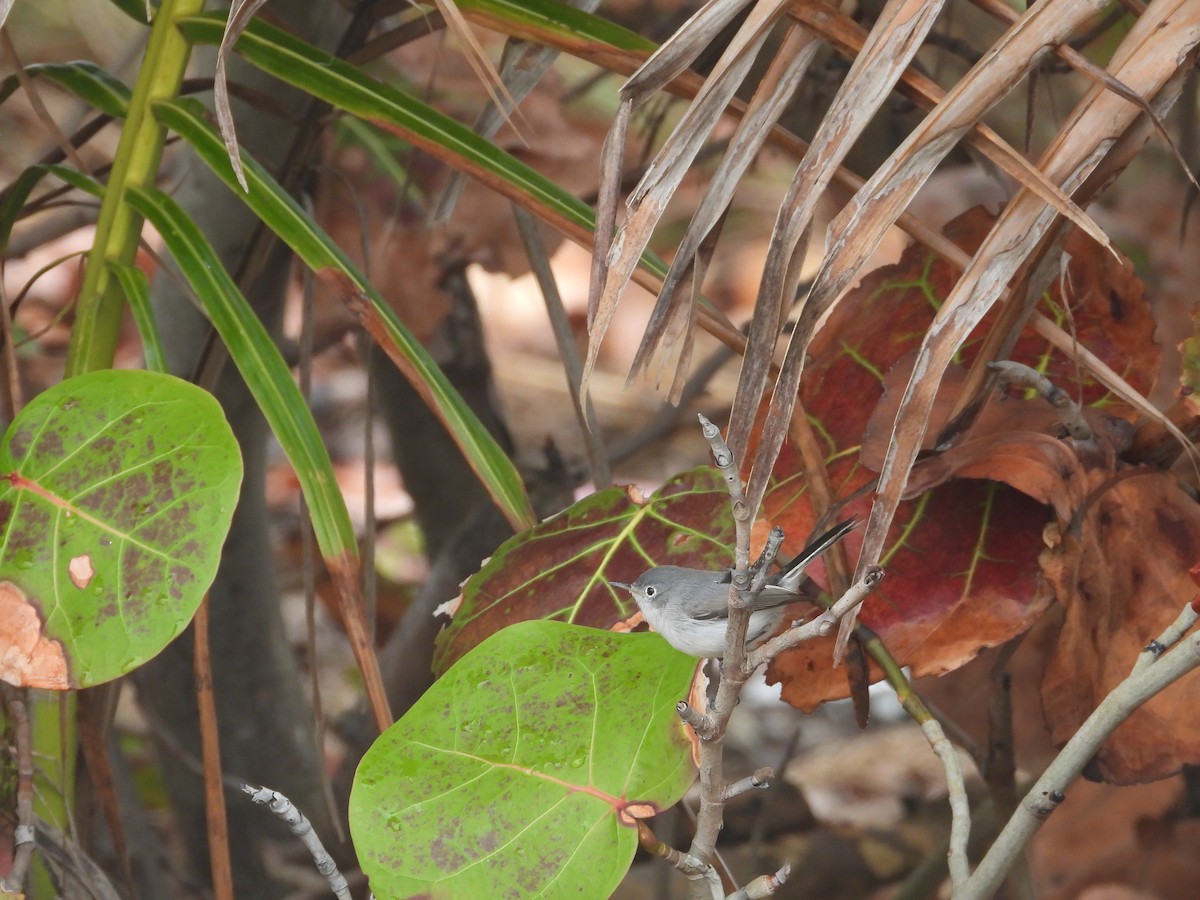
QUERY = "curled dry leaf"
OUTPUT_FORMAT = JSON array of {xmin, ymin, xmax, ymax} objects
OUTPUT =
[
  {"xmin": 0, "ymin": 581, "xmax": 70, "ymax": 689},
  {"xmin": 763, "ymin": 207, "xmax": 1161, "ymax": 720},
  {"xmin": 1041, "ymin": 474, "xmax": 1200, "ymax": 784}
]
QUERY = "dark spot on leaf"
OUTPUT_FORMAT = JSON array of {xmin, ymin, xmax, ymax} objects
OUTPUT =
[
  {"xmin": 1108, "ymin": 289, "xmax": 1123, "ymax": 321},
  {"xmin": 151, "ymin": 458, "xmax": 173, "ymax": 488},
  {"xmin": 1154, "ymin": 507, "xmax": 1195, "ymax": 563},
  {"xmin": 428, "ymin": 835, "xmax": 468, "ymax": 872},
  {"xmin": 8, "ymin": 428, "xmax": 33, "ymax": 459},
  {"xmin": 7, "ymin": 503, "xmax": 50, "ymax": 554}
]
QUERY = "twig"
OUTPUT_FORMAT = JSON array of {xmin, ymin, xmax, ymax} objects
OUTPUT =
[
  {"xmin": 1, "ymin": 685, "xmax": 35, "ymax": 892},
  {"xmin": 1132, "ymin": 601, "xmax": 1199, "ymax": 674},
  {"xmin": 242, "ymin": 785, "xmax": 351, "ymax": 900},
  {"xmin": 686, "ymin": 415, "xmax": 757, "ymax": 897},
  {"xmin": 194, "ymin": 596, "xmax": 234, "ymax": 900},
  {"xmin": 747, "ymin": 566, "xmax": 884, "ymax": 667},
  {"xmin": 726, "ymin": 864, "xmax": 790, "ymax": 899},
  {"xmin": 962, "ymin": 609, "xmax": 1200, "ymax": 898},
  {"xmin": 722, "ymin": 768, "xmax": 773, "ymax": 801},
  {"xmin": 677, "ymin": 701, "xmax": 716, "ymax": 740},
  {"xmin": 987, "ymin": 359, "xmax": 1092, "ymax": 441},
  {"xmin": 922, "ymin": 718, "xmax": 972, "ymax": 890},
  {"xmin": 513, "ymin": 203, "xmax": 611, "ymax": 487},
  {"xmin": 681, "ymin": 416, "xmax": 869, "ymax": 898},
  {"xmin": 855, "ymin": 625, "xmax": 973, "ymax": 891},
  {"xmin": 32, "ymin": 821, "xmax": 121, "ymax": 900},
  {"xmin": 636, "ymin": 820, "xmax": 715, "ymax": 882}
]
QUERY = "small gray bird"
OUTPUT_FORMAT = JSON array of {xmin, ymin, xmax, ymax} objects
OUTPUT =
[{"xmin": 610, "ymin": 519, "xmax": 856, "ymax": 658}]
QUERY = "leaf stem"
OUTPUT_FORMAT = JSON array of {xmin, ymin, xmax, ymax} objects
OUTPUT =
[{"xmin": 66, "ymin": 0, "xmax": 206, "ymax": 376}]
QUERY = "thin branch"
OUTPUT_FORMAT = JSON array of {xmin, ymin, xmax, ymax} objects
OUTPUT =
[
  {"xmin": 513, "ymin": 204, "xmax": 611, "ymax": 486},
  {"xmin": 722, "ymin": 768, "xmax": 772, "ymax": 801},
  {"xmin": 194, "ymin": 596, "xmax": 234, "ymax": 900},
  {"xmin": 726, "ymin": 864, "xmax": 790, "ymax": 899},
  {"xmin": 747, "ymin": 566, "xmax": 884, "ymax": 667},
  {"xmin": 636, "ymin": 820, "xmax": 716, "ymax": 885},
  {"xmin": 987, "ymin": 359, "xmax": 1092, "ymax": 441},
  {"xmin": 242, "ymin": 785, "xmax": 351, "ymax": 900},
  {"xmin": 0, "ymin": 685, "xmax": 35, "ymax": 892},
  {"xmin": 922, "ymin": 718, "xmax": 972, "ymax": 890},
  {"xmin": 963, "ymin": 609, "xmax": 1200, "ymax": 898},
  {"xmin": 855, "ymin": 624, "xmax": 973, "ymax": 891}
]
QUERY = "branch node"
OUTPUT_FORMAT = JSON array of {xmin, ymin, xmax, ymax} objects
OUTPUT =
[
  {"xmin": 1031, "ymin": 789, "xmax": 1065, "ymax": 820},
  {"xmin": 722, "ymin": 768, "xmax": 773, "ymax": 800},
  {"xmin": 677, "ymin": 700, "xmax": 716, "ymax": 740},
  {"xmin": 728, "ymin": 862, "xmax": 791, "ymax": 898}
]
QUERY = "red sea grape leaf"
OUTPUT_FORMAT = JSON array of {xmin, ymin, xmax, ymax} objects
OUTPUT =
[
  {"xmin": 762, "ymin": 206, "xmax": 1158, "ymax": 711},
  {"xmin": 433, "ymin": 466, "xmax": 737, "ymax": 674},
  {"xmin": 769, "ymin": 483, "xmax": 1054, "ymax": 710}
]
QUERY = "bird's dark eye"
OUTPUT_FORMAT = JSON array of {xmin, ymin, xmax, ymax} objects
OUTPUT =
[{"xmin": 644, "ymin": 585, "xmax": 657, "ymax": 598}]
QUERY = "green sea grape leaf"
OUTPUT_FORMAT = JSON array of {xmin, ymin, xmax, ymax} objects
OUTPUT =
[
  {"xmin": 351, "ymin": 621, "xmax": 697, "ymax": 899},
  {"xmin": 0, "ymin": 370, "xmax": 241, "ymax": 689}
]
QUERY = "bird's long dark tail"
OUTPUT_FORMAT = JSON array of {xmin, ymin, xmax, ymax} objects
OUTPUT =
[{"xmin": 775, "ymin": 518, "xmax": 857, "ymax": 592}]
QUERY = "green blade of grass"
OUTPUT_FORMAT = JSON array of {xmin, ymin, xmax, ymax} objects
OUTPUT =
[{"xmin": 123, "ymin": 183, "xmax": 356, "ymax": 561}]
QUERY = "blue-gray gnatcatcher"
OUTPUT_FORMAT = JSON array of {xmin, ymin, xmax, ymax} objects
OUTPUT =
[{"xmin": 610, "ymin": 519, "xmax": 856, "ymax": 658}]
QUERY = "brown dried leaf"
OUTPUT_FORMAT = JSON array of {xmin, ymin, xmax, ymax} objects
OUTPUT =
[
  {"xmin": 1041, "ymin": 474, "xmax": 1200, "ymax": 784},
  {"xmin": 0, "ymin": 580, "xmax": 70, "ymax": 690},
  {"xmin": 632, "ymin": 25, "xmax": 821, "ymax": 398},
  {"xmin": 726, "ymin": 0, "xmax": 947, "ymax": 468},
  {"xmin": 587, "ymin": 0, "xmax": 782, "ymax": 399}
]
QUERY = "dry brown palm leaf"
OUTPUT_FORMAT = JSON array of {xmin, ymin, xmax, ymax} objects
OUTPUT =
[
  {"xmin": 744, "ymin": 0, "xmax": 1122, "ymax": 526},
  {"xmin": 214, "ymin": 0, "xmax": 272, "ymax": 192},
  {"xmin": 1030, "ymin": 312, "xmax": 1200, "ymax": 472},
  {"xmin": 974, "ymin": 0, "xmax": 1199, "ymax": 191},
  {"xmin": 621, "ymin": 0, "xmax": 759, "ymax": 103},
  {"xmin": 428, "ymin": 0, "xmax": 523, "ymax": 134},
  {"xmin": 434, "ymin": 0, "xmax": 603, "ymax": 224},
  {"xmin": 787, "ymin": 0, "xmax": 1116, "ymax": 258},
  {"xmin": 582, "ymin": 0, "xmax": 790, "ymax": 404},
  {"xmin": 724, "ymin": 0, "xmax": 949, "ymax": 466},
  {"xmin": 632, "ymin": 25, "xmax": 821, "ymax": 403}
]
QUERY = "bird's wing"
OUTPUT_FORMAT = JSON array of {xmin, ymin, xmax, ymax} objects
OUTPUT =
[
  {"xmin": 688, "ymin": 570, "xmax": 738, "ymax": 620},
  {"xmin": 693, "ymin": 575, "xmax": 799, "ymax": 617}
]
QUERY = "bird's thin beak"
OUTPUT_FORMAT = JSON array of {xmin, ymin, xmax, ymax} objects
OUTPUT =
[{"xmin": 609, "ymin": 580, "xmax": 631, "ymax": 591}]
